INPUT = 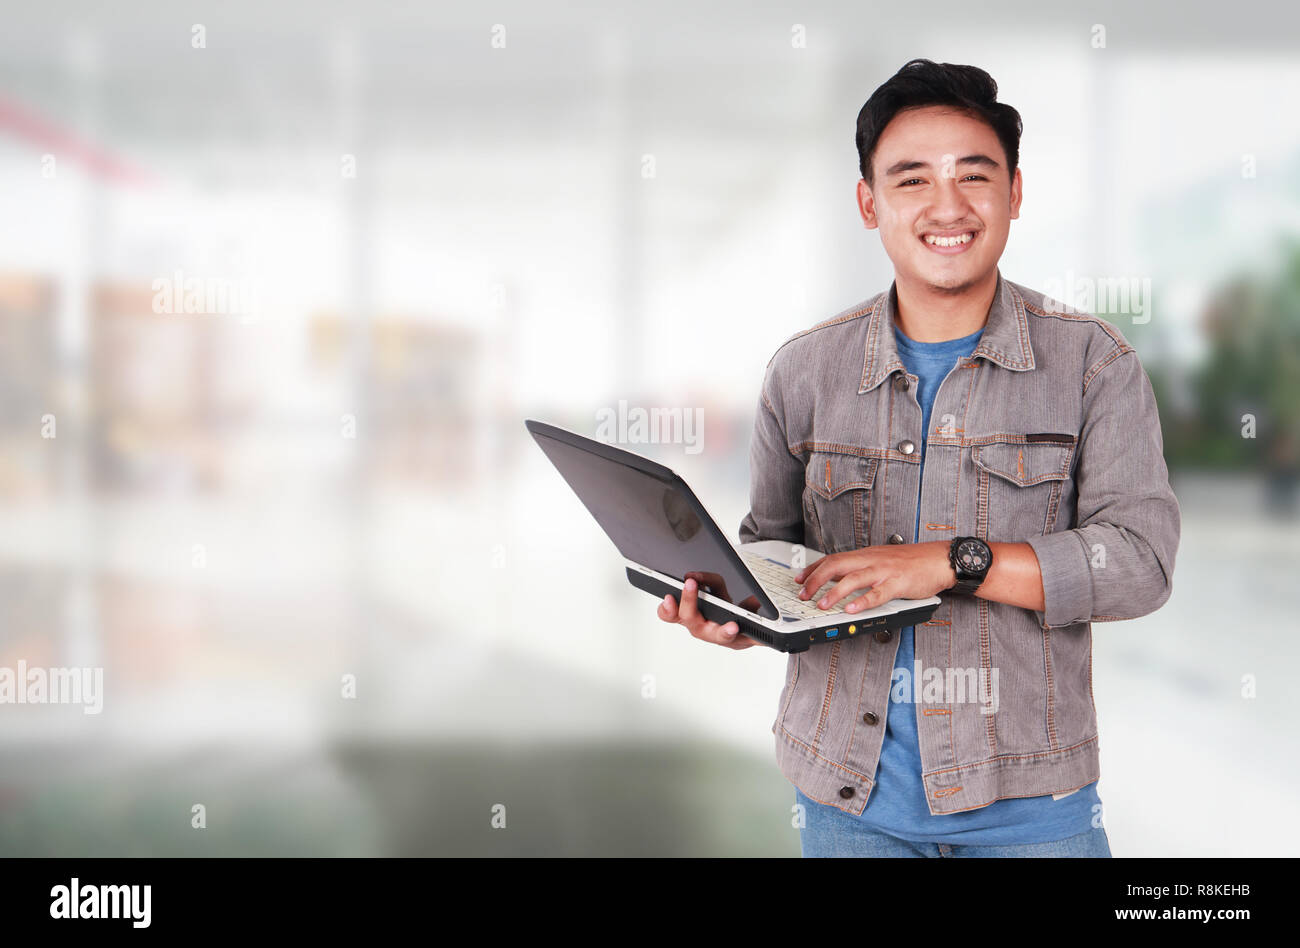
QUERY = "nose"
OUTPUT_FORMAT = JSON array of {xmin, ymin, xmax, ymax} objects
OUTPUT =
[{"xmin": 927, "ymin": 175, "xmax": 973, "ymax": 223}]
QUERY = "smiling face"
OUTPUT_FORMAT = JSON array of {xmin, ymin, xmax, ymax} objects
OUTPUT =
[{"xmin": 858, "ymin": 105, "xmax": 1022, "ymax": 296}]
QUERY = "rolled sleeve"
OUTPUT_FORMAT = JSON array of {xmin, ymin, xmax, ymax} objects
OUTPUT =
[
  {"xmin": 1029, "ymin": 345, "xmax": 1180, "ymax": 628},
  {"xmin": 1026, "ymin": 529, "xmax": 1093, "ymax": 628}
]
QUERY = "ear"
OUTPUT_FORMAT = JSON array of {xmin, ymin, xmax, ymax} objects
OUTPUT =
[
  {"xmin": 857, "ymin": 178, "xmax": 879, "ymax": 230},
  {"xmin": 1009, "ymin": 166, "xmax": 1023, "ymax": 221}
]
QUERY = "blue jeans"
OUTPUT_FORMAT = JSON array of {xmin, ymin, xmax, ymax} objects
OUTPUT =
[{"xmin": 796, "ymin": 789, "xmax": 1112, "ymax": 857}]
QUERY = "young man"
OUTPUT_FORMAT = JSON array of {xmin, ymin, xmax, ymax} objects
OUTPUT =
[{"xmin": 657, "ymin": 59, "xmax": 1180, "ymax": 857}]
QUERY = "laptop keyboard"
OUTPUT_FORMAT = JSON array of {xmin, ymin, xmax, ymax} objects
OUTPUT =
[{"xmin": 738, "ymin": 551, "xmax": 868, "ymax": 619}]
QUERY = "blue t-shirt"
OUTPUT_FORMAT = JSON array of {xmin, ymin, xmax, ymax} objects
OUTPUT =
[{"xmin": 852, "ymin": 323, "xmax": 1100, "ymax": 844}]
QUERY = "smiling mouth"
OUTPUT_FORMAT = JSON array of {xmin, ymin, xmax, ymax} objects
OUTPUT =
[
  {"xmin": 920, "ymin": 230, "xmax": 977, "ymax": 253},
  {"xmin": 921, "ymin": 231, "xmax": 977, "ymax": 248}
]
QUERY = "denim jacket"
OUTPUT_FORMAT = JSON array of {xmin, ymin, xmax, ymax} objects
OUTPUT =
[{"xmin": 738, "ymin": 271, "xmax": 1180, "ymax": 815}]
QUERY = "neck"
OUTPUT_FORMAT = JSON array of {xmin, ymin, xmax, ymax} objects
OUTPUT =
[{"xmin": 894, "ymin": 268, "xmax": 998, "ymax": 342}]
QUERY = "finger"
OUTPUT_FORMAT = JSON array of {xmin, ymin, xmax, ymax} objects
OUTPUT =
[
  {"xmin": 691, "ymin": 618, "xmax": 728, "ymax": 642},
  {"xmin": 657, "ymin": 593, "xmax": 678, "ymax": 622},
  {"xmin": 817, "ymin": 570, "xmax": 877, "ymax": 611},
  {"xmin": 677, "ymin": 577, "xmax": 700, "ymax": 623},
  {"xmin": 802, "ymin": 552, "xmax": 875, "ymax": 600},
  {"xmin": 792, "ymin": 555, "xmax": 830, "ymax": 583},
  {"xmin": 705, "ymin": 619, "xmax": 755, "ymax": 649},
  {"xmin": 799, "ymin": 562, "xmax": 841, "ymax": 600},
  {"xmin": 845, "ymin": 577, "xmax": 896, "ymax": 612}
]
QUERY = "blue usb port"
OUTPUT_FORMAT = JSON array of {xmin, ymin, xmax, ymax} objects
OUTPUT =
[{"xmin": 825, "ymin": 627, "xmax": 839, "ymax": 639}]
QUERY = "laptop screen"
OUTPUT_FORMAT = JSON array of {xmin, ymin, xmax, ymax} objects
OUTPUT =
[{"xmin": 528, "ymin": 423, "xmax": 779, "ymax": 620}]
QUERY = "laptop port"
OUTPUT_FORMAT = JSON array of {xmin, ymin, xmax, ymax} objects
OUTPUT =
[{"xmin": 825, "ymin": 627, "xmax": 839, "ymax": 638}]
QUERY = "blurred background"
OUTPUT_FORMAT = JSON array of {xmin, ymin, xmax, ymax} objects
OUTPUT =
[{"xmin": 0, "ymin": 0, "xmax": 1297, "ymax": 856}]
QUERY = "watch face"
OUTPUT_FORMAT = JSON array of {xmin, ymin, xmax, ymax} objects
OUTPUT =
[{"xmin": 955, "ymin": 539, "xmax": 991, "ymax": 574}]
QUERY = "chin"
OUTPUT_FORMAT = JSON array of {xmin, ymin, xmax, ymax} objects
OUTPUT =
[
  {"xmin": 919, "ymin": 266, "xmax": 985, "ymax": 296},
  {"xmin": 928, "ymin": 274, "xmax": 982, "ymax": 295}
]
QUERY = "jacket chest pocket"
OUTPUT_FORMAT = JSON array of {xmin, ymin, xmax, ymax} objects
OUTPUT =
[
  {"xmin": 802, "ymin": 450, "xmax": 879, "ymax": 554},
  {"xmin": 971, "ymin": 439, "xmax": 1075, "ymax": 539}
]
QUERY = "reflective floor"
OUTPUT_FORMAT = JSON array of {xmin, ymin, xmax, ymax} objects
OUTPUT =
[{"xmin": 0, "ymin": 472, "xmax": 1295, "ymax": 856}]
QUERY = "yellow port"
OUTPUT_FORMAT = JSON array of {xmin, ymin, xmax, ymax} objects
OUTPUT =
[{"xmin": 848, "ymin": 625, "xmax": 857, "ymax": 635}]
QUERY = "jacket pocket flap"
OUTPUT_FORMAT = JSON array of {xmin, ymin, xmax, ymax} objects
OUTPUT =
[
  {"xmin": 806, "ymin": 451, "xmax": 879, "ymax": 500},
  {"xmin": 972, "ymin": 440, "xmax": 1073, "ymax": 486}
]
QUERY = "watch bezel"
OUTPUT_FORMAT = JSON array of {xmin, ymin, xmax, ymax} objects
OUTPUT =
[{"xmin": 948, "ymin": 536, "xmax": 992, "ymax": 594}]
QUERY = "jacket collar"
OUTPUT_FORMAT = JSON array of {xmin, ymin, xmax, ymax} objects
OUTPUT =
[{"xmin": 858, "ymin": 269, "xmax": 1036, "ymax": 394}]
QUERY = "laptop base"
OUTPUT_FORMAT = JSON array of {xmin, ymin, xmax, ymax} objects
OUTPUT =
[{"xmin": 626, "ymin": 566, "xmax": 942, "ymax": 653}]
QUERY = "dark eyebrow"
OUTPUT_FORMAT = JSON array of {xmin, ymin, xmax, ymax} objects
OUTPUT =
[
  {"xmin": 883, "ymin": 154, "xmax": 1002, "ymax": 177},
  {"xmin": 957, "ymin": 154, "xmax": 1001, "ymax": 170}
]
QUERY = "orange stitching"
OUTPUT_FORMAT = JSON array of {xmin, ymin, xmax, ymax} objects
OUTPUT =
[
  {"xmin": 1017, "ymin": 448, "xmax": 1024, "ymax": 480},
  {"xmin": 924, "ymin": 522, "xmax": 952, "ymax": 530},
  {"xmin": 925, "ymin": 735, "xmax": 1100, "ymax": 778},
  {"xmin": 1042, "ymin": 629, "xmax": 1058, "ymax": 750},
  {"xmin": 922, "ymin": 708, "xmax": 951, "ymax": 716},
  {"xmin": 1023, "ymin": 299, "xmax": 1128, "ymax": 350},
  {"xmin": 775, "ymin": 301, "xmax": 876, "ymax": 371},
  {"xmin": 953, "ymin": 362, "xmax": 976, "ymax": 565},
  {"xmin": 858, "ymin": 294, "xmax": 886, "ymax": 391},
  {"xmin": 812, "ymin": 642, "xmax": 841, "ymax": 749},
  {"xmin": 979, "ymin": 597, "xmax": 996, "ymax": 755},
  {"xmin": 789, "ymin": 442, "xmax": 889, "ymax": 459},
  {"xmin": 947, "ymin": 611, "xmax": 956, "ymax": 775},
  {"xmin": 778, "ymin": 724, "xmax": 876, "ymax": 782},
  {"xmin": 1082, "ymin": 346, "xmax": 1132, "ymax": 396},
  {"xmin": 933, "ymin": 786, "xmax": 963, "ymax": 798},
  {"xmin": 976, "ymin": 469, "xmax": 989, "ymax": 539},
  {"xmin": 927, "ymin": 774, "xmax": 1101, "ymax": 814},
  {"xmin": 825, "ymin": 458, "xmax": 832, "ymax": 492},
  {"xmin": 1007, "ymin": 284, "xmax": 1035, "ymax": 367},
  {"xmin": 1087, "ymin": 630, "xmax": 1095, "ymax": 710},
  {"xmin": 844, "ymin": 621, "xmax": 875, "ymax": 761},
  {"xmin": 853, "ymin": 485, "xmax": 864, "ymax": 547},
  {"xmin": 1044, "ymin": 479, "xmax": 1063, "ymax": 535}
]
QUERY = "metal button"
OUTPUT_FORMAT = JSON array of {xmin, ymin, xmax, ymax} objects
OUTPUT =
[
  {"xmin": 862, "ymin": 711, "xmax": 879, "ymax": 725},
  {"xmin": 888, "ymin": 533, "xmax": 905, "ymax": 545},
  {"xmin": 898, "ymin": 440, "xmax": 915, "ymax": 455},
  {"xmin": 839, "ymin": 786, "xmax": 855, "ymax": 799},
  {"xmin": 894, "ymin": 375, "xmax": 910, "ymax": 391},
  {"xmin": 874, "ymin": 628, "xmax": 893, "ymax": 643}
]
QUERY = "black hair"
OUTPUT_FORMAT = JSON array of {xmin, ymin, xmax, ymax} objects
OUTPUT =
[{"xmin": 855, "ymin": 59, "xmax": 1023, "ymax": 186}]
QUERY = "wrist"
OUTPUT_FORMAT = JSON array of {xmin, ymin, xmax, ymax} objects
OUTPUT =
[{"xmin": 938, "ymin": 543, "xmax": 958, "ymax": 590}]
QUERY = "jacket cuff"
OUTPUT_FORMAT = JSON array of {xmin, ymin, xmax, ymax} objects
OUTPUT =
[{"xmin": 1026, "ymin": 530, "xmax": 1093, "ymax": 628}]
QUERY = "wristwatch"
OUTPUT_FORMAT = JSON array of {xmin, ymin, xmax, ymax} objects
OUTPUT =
[{"xmin": 948, "ymin": 536, "xmax": 993, "ymax": 595}]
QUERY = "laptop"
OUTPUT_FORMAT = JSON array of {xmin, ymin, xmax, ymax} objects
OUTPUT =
[{"xmin": 525, "ymin": 419, "xmax": 941, "ymax": 653}]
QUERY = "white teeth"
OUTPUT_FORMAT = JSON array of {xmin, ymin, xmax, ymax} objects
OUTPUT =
[{"xmin": 923, "ymin": 232, "xmax": 974, "ymax": 247}]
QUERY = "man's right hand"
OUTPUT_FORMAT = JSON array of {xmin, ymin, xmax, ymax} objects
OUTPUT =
[{"xmin": 656, "ymin": 576, "xmax": 758, "ymax": 650}]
